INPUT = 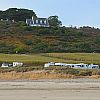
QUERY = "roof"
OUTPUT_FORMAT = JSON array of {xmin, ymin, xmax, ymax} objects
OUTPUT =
[{"xmin": 38, "ymin": 18, "xmax": 48, "ymax": 20}]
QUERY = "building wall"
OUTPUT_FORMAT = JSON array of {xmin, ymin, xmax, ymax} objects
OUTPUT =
[{"xmin": 26, "ymin": 16, "xmax": 49, "ymax": 27}]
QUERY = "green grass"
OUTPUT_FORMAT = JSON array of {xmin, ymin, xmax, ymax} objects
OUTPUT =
[
  {"xmin": 0, "ymin": 53, "xmax": 100, "ymax": 65},
  {"xmin": 45, "ymin": 53, "xmax": 100, "ymax": 65},
  {"xmin": 0, "ymin": 53, "xmax": 67, "ymax": 64}
]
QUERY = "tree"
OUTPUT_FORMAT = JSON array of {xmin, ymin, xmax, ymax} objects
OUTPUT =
[
  {"xmin": 14, "ymin": 47, "xmax": 24, "ymax": 53},
  {"xmin": 48, "ymin": 16, "xmax": 62, "ymax": 27},
  {"xmin": 0, "ymin": 8, "xmax": 37, "ymax": 21}
]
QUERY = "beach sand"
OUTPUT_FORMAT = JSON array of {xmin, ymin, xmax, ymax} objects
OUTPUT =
[{"xmin": 0, "ymin": 79, "xmax": 100, "ymax": 100}]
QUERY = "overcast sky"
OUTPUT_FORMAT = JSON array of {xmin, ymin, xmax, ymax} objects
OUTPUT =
[{"xmin": 0, "ymin": 0, "xmax": 100, "ymax": 28}]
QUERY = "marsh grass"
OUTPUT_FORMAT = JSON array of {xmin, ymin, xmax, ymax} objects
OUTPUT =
[{"xmin": 0, "ymin": 71, "xmax": 100, "ymax": 80}]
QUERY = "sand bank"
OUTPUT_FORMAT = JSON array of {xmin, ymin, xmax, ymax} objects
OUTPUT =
[{"xmin": 0, "ymin": 79, "xmax": 100, "ymax": 100}]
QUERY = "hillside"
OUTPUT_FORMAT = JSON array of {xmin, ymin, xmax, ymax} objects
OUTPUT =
[
  {"xmin": 0, "ymin": 22, "xmax": 100, "ymax": 53},
  {"xmin": 0, "ymin": 8, "xmax": 100, "ymax": 53}
]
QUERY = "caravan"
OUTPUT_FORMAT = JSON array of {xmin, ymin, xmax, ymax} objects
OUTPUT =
[{"xmin": 44, "ymin": 62, "xmax": 99, "ymax": 69}]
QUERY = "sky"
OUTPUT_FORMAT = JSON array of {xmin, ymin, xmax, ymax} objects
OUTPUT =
[{"xmin": 0, "ymin": 0, "xmax": 100, "ymax": 28}]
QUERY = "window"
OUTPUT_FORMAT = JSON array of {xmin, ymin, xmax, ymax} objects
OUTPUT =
[
  {"xmin": 36, "ymin": 20, "xmax": 38, "ymax": 23},
  {"xmin": 44, "ymin": 20, "xmax": 47, "ymax": 24},
  {"xmin": 32, "ymin": 20, "xmax": 34, "ymax": 24},
  {"xmin": 81, "ymin": 65, "xmax": 84, "ymax": 67},
  {"xmin": 40, "ymin": 20, "xmax": 42, "ymax": 24},
  {"xmin": 76, "ymin": 65, "xmax": 81, "ymax": 67},
  {"xmin": 30, "ymin": 21, "xmax": 33, "ymax": 24}
]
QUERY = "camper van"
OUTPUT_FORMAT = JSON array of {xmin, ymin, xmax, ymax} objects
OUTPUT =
[{"xmin": 44, "ymin": 62, "xmax": 99, "ymax": 69}]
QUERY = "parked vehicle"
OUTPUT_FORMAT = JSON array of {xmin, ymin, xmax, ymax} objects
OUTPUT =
[
  {"xmin": 1, "ymin": 63, "xmax": 12, "ymax": 68},
  {"xmin": 44, "ymin": 62, "xmax": 99, "ymax": 69},
  {"xmin": 1, "ymin": 62, "xmax": 23, "ymax": 67},
  {"xmin": 13, "ymin": 62, "xmax": 23, "ymax": 67}
]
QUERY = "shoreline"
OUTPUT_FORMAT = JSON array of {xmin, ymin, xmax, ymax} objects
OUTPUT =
[
  {"xmin": 0, "ymin": 78, "xmax": 100, "ymax": 90},
  {"xmin": 0, "ymin": 78, "xmax": 100, "ymax": 82},
  {"xmin": 0, "ymin": 79, "xmax": 100, "ymax": 100}
]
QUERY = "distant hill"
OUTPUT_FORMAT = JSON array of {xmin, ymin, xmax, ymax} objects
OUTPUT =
[
  {"xmin": 0, "ymin": 8, "xmax": 100, "ymax": 53},
  {"xmin": 0, "ymin": 8, "xmax": 37, "ymax": 21}
]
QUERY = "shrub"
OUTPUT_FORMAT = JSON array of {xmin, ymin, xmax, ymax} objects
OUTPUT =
[
  {"xmin": 24, "ymin": 40, "xmax": 33, "ymax": 45},
  {"xmin": 31, "ymin": 43, "xmax": 48, "ymax": 53},
  {"xmin": 13, "ymin": 47, "xmax": 25, "ymax": 53},
  {"xmin": 79, "ymin": 70, "xmax": 92, "ymax": 76}
]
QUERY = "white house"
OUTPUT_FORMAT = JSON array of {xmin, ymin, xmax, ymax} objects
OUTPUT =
[{"xmin": 26, "ymin": 16, "xmax": 49, "ymax": 27}]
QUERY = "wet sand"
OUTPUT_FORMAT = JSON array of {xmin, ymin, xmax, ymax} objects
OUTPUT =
[{"xmin": 0, "ymin": 79, "xmax": 100, "ymax": 100}]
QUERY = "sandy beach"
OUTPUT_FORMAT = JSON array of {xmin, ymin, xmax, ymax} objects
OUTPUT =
[{"xmin": 0, "ymin": 79, "xmax": 100, "ymax": 100}]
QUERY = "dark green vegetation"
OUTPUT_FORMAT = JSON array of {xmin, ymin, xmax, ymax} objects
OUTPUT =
[
  {"xmin": 48, "ymin": 16, "xmax": 62, "ymax": 27},
  {"xmin": 0, "ymin": 8, "xmax": 100, "ymax": 53},
  {"xmin": 0, "ymin": 8, "xmax": 36, "ymax": 21},
  {"xmin": 0, "ymin": 22, "xmax": 100, "ymax": 53}
]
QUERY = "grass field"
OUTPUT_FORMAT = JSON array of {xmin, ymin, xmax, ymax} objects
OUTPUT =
[
  {"xmin": 0, "ymin": 53, "xmax": 100, "ymax": 65},
  {"xmin": 46, "ymin": 53, "xmax": 100, "ymax": 65},
  {"xmin": 0, "ymin": 53, "xmax": 100, "ymax": 79}
]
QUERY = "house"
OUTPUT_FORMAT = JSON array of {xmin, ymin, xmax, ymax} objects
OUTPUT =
[{"xmin": 26, "ymin": 16, "xmax": 49, "ymax": 27}]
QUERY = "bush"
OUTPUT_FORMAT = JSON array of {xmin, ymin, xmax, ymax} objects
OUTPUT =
[
  {"xmin": 24, "ymin": 40, "xmax": 33, "ymax": 45},
  {"xmin": 54, "ymin": 68, "xmax": 79, "ymax": 75},
  {"xmin": 31, "ymin": 43, "xmax": 48, "ymax": 53},
  {"xmin": 13, "ymin": 47, "xmax": 25, "ymax": 53},
  {"xmin": 0, "ymin": 43, "xmax": 15, "ymax": 53},
  {"xmin": 95, "ymin": 37, "xmax": 100, "ymax": 45},
  {"xmin": 79, "ymin": 70, "xmax": 92, "ymax": 76}
]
